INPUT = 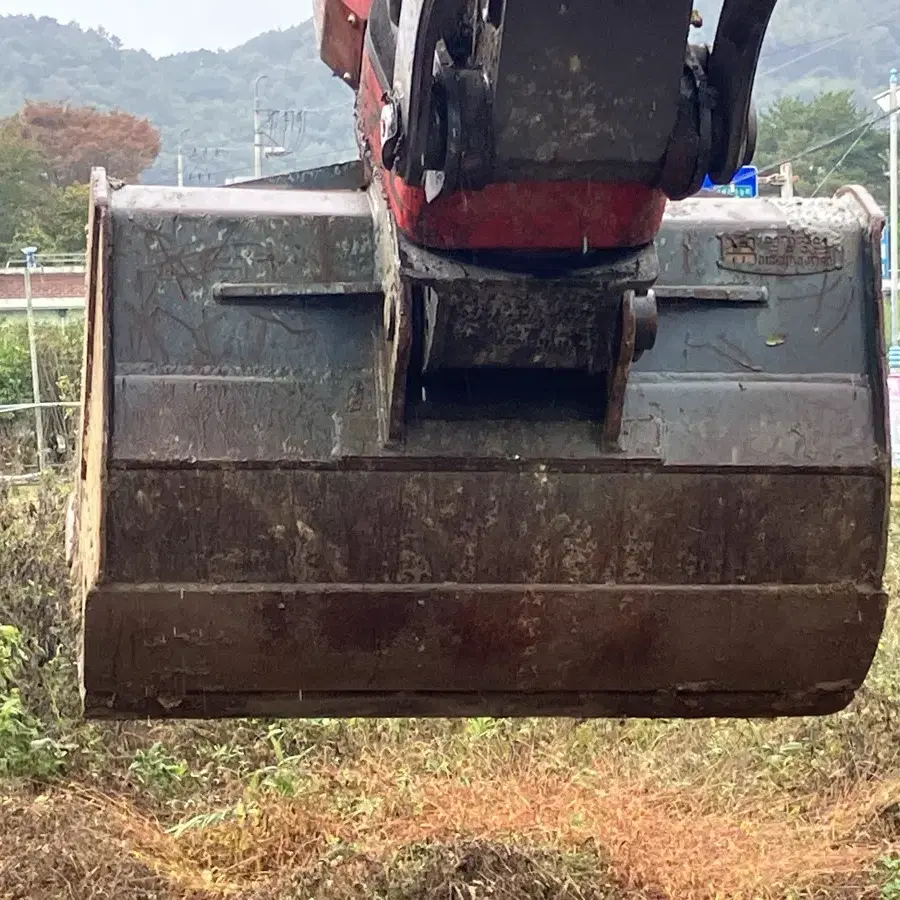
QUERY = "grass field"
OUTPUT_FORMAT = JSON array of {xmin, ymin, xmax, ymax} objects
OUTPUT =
[{"xmin": 2, "ymin": 476, "xmax": 900, "ymax": 899}]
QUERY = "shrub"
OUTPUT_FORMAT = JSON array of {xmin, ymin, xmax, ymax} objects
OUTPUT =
[
  {"xmin": 0, "ymin": 318, "xmax": 83, "ymax": 472},
  {"xmin": 0, "ymin": 623, "xmax": 69, "ymax": 778},
  {"xmin": 0, "ymin": 477, "xmax": 79, "ymax": 729}
]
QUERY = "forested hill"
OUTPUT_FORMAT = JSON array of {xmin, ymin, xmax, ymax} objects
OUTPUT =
[
  {"xmin": 0, "ymin": 1, "xmax": 896, "ymax": 185},
  {"xmin": 0, "ymin": 15, "xmax": 356, "ymax": 185},
  {"xmin": 697, "ymin": 0, "xmax": 899, "ymax": 102}
]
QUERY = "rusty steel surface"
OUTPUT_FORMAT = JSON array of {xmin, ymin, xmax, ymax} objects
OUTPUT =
[
  {"xmin": 76, "ymin": 172, "xmax": 890, "ymax": 720},
  {"xmin": 402, "ymin": 241, "xmax": 657, "ymax": 375},
  {"xmin": 84, "ymin": 691, "xmax": 862, "ymax": 720},
  {"xmin": 392, "ymin": 0, "xmax": 695, "ymax": 186},
  {"xmin": 422, "ymin": 282, "xmax": 620, "ymax": 373},
  {"xmin": 103, "ymin": 469, "xmax": 883, "ymax": 585},
  {"xmin": 314, "ymin": 0, "xmax": 367, "ymax": 87},
  {"xmin": 109, "ymin": 183, "xmax": 372, "ymax": 218},
  {"xmin": 84, "ymin": 583, "xmax": 885, "ymax": 718},
  {"xmin": 490, "ymin": 0, "xmax": 692, "ymax": 181},
  {"xmin": 226, "ymin": 159, "xmax": 365, "ymax": 192}
]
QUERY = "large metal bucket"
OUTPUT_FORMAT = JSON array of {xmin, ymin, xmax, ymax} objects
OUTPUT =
[{"xmin": 75, "ymin": 169, "xmax": 890, "ymax": 719}]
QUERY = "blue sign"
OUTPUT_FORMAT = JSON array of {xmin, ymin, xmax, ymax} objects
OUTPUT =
[
  {"xmin": 701, "ymin": 165, "xmax": 758, "ymax": 198},
  {"xmin": 883, "ymin": 221, "xmax": 891, "ymax": 282}
]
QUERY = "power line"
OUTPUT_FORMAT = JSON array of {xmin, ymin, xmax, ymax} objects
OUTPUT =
[
  {"xmin": 756, "ymin": 5, "xmax": 900, "ymax": 78},
  {"xmin": 188, "ymin": 147, "xmax": 233, "ymax": 159},
  {"xmin": 758, "ymin": 32, "xmax": 854, "ymax": 78},
  {"xmin": 196, "ymin": 145, "xmax": 360, "ymax": 184},
  {"xmin": 260, "ymin": 102, "xmax": 353, "ymax": 153},
  {"xmin": 811, "ymin": 120, "xmax": 877, "ymax": 196},
  {"xmin": 760, "ymin": 32, "xmax": 858, "ymax": 60},
  {"xmin": 251, "ymin": 98, "xmax": 353, "ymax": 173},
  {"xmin": 757, "ymin": 109, "xmax": 892, "ymax": 175}
]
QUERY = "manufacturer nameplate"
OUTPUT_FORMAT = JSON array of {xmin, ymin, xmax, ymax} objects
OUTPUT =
[{"xmin": 718, "ymin": 231, "xmax": 844, "ymax": 275}]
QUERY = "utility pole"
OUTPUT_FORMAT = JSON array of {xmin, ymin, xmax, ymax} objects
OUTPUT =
[
  {"xmin": 177, "ymin": 128, "xmax": 189, "ymax": 187},
  {"xmin": 779, "ymin": 162, "xmax": 794, "ymax": 200},
  {"xmin": 875, "ymin": 72, "xmax": 900, "ymax": 469},
  {"xmin": 890, "ymin": 69, "xmax": 899, "ymax": 370},
  {"xmin": 253, "ymin": 74, "xmax": 268, "ymax": 179},
  {"xmin": 22, "ymin": 246, "xmax": 45, "ymax": 473},
  {"xmin": 874, "ymin": 72, "xmax": 900, "ymax": 369}
]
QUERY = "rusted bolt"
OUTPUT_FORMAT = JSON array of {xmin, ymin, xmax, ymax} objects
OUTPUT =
[{"xmin": 348, "ymin": 12, "xmax": 359, "ymax": 26}]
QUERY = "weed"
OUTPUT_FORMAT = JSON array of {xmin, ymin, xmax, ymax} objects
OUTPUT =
[
  {"xmin": 357, "ymin": 840, "xmax": 627, "ymax": 899},
  {"xmin": 2, "ymin": 475, "xmax": 900, "ymax": 897},
  {"xmin": 464, "ymin": 716, "xmax": 503, "ymax": 741},
  {"xmin": 0, "ymin": 476, "xmax": 80, "ymax": 726},
  {"xmin": 879, "ymin": 855, "xmax": 900, "ymax": 899},
  {"xmin": 0, "ymin": 624, "xmax": 69, "ymax": 778},
  {"xmin": 128, "ymin": 742, "xmax": 197, "ymax": 795}
]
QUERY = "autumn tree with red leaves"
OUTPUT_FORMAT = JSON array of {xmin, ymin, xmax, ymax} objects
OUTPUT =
[
  {"xmin": 18, "ymin": 102, "xmax": 160, "ymax": 186},
  {"xmin": 0, "ymin": 102, "xmax": 161, "ymax": 257}
]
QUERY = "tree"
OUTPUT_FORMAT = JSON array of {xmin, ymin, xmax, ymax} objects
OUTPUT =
[
  {"xmin": 0, "ymin": 120, "xmax": 46, "ymax": 260},
  {"xmin": 0, "ymin": 98, "xmax": 164, "ymax": 260},
  {"xmin": 755, "ymin": 92, "xmax": 888, "ymax": 205},
  {"xmin": 0, "ymin": 15, "xmax": 354, "ymax": 186},
  {"xmin": 13, "ymin": 183, "xmax": 90, "ymax": 254},
  {"xmin": 18, "ymin": 101, "xmax": 160, "ymax": 185}
]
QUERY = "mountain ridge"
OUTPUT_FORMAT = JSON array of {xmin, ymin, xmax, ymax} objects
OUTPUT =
[
  {"xmin": 0, "ymin": 4, "xmax": 895, "ymax": 185},
  {"xmin": 0, "ymin": 14, "xmax": 355, "ymax": 184}
]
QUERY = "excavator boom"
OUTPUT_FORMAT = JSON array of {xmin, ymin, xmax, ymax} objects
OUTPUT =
[{"xmin": 74, "ymin": 0, "xmax": 890, "ymax": 719}]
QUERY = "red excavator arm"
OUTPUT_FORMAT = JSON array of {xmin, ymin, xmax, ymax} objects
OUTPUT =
[{"xmin": 314, "ymin": 0, "xmax": 769, "ymax": 250}]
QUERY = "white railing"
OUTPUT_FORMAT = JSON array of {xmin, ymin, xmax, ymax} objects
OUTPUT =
[
  {"xmin": 4, "ymin": 252, "xmax": 86, "ymax": 269},
  {"xmin": 0, "ymin": 401, "xmax": 80, "ymax": 414}
]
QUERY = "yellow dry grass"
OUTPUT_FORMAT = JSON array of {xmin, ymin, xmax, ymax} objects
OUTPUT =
[
  {"xmin": 2, "ymin": 747, "xmax": 899, "ymax": 899},
  {"xmin": 2, "ymin": 477, "xmax": 900, "ymax": 898}
]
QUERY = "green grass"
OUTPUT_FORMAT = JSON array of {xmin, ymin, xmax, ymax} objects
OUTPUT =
[{"xmin": 2, "ymin": 474, "xmax": 900, "ymax": 899}]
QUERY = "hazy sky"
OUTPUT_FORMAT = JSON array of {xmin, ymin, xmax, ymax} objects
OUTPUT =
[
  {"xmin": 0, "ymin": 0, "xmax": 315, "ymax": 56},
  {"xmin": 0, "ymin": 1, "xmax": 733, "ymax": 58}
]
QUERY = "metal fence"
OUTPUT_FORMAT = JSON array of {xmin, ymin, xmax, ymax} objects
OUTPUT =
[
  {"xmin": 4, "ymin": 252, "xmax": 86, "ymax": 270},
  {"xmin": 0, "ymin": 250, "xmax": 85, "ymax": 485}
]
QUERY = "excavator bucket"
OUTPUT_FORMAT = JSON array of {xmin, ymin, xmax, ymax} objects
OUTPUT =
[{"xmin": 74, "ymin": 166, "xmax": 890, "ymax": 721}]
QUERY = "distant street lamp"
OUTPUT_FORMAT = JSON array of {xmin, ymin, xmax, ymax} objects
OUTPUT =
[
  {"xmin": 253, "ymin": 74, "xmax": 269, "ymax": 179},
  {"xmin": 177, "ymin": 127, "xmax": 190, "ymax": 187},
  {"xmin": 21, "ymin": 246, "xmax": 45, "ymax": 472}
]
